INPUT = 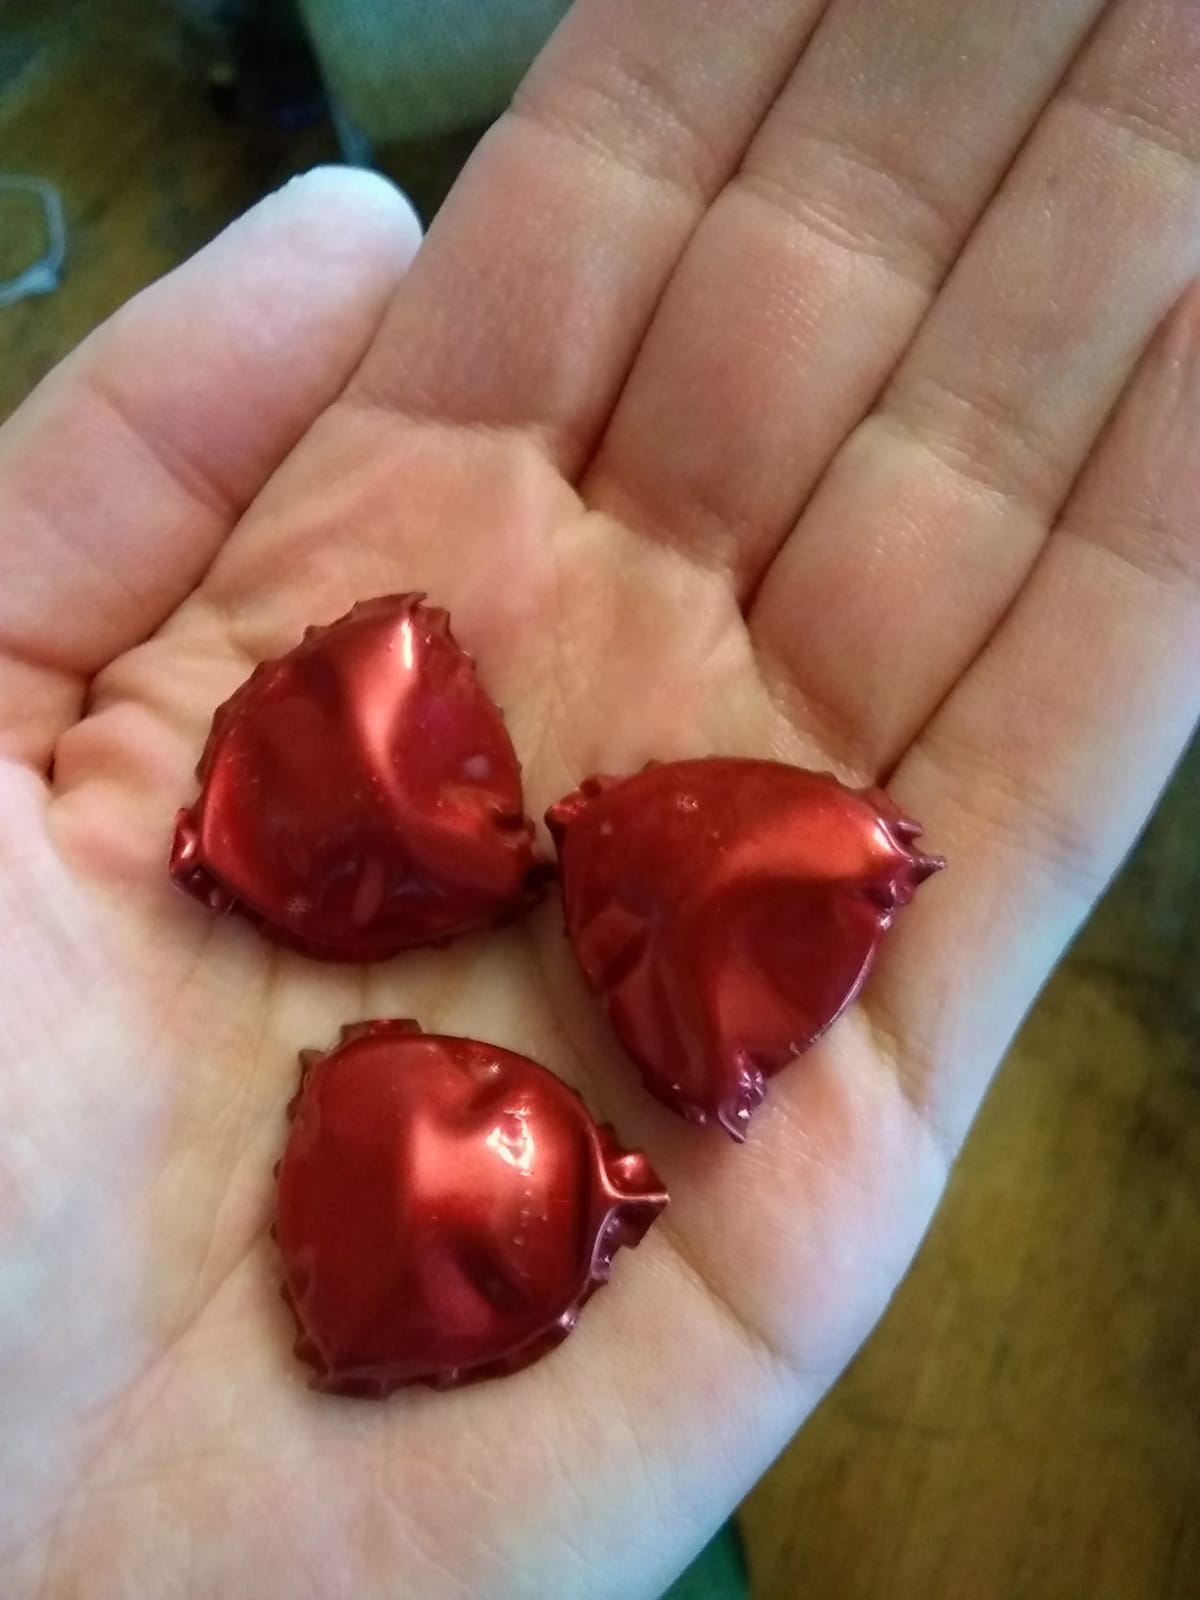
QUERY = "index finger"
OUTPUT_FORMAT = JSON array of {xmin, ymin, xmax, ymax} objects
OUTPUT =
[{"xmin": 352, "ymin": 0, "xmax": 830, "ymax": 469}]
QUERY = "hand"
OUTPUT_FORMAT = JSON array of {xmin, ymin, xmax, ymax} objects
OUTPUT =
[{"xmin": 2, "ymin": 3, "xmax": 1197, "ymax": 1594}]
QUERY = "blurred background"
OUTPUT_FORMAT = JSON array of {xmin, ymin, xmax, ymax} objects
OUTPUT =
[{"xmin": 1, "ymin": 3, "xmax": 1197, "ymax": 1597}]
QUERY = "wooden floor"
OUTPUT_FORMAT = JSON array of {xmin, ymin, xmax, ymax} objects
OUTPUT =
[
  {"xmin": 2, "ymin": 5, "xmax": 1197, "ymax": 1597},
  {"xmin": 743, "ymin": 753, "xmax": 1200, "ymax": 1600}
]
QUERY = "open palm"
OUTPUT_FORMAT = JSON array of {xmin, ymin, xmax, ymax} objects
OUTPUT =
[{"xmin": 3, "ymin": 4, "xmax": 1199, "ymax": 1596}]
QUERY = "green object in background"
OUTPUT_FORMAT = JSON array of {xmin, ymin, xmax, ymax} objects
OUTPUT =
[
  {"xmin": 296, "ymin": 0, "xmax": 572, "ymax": 146},
  {"xmin": 661, "ymin": 1523, "xmax": 750, "ymax": 1600}
]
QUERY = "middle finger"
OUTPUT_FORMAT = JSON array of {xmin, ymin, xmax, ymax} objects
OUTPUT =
[{"xmin": 582, "ymin": 0, "xmax": 1105, "ymax": 590}]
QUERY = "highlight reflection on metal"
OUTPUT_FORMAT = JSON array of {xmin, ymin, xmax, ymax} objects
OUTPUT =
[
  {"xmin": 548, "ymin": 759, "xmax": 944, "ymax": 1140},
  {"xmin": 169, "ymin": 595, "xmax": 545, "ymax": 959},
  {"xmin": 485, "ymin": 1109, "xmax": 536, "ymax": 1174},
  {"xmin": 275, "ymin": 1021, "xmax": 668, "ymax": 1395},
  {"xmin": 399, "ymin": 615, "xmax": 415, "ymax": 672}
]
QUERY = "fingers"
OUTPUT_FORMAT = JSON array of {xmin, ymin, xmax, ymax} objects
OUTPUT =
[
  {"xmin": 866, "ymin": 279, "xmax": 1200, "ymax": 1150},
  {"xmin": 351, "ymin": 0, "xmax": 831, "ymax": 469},
  {"xmin": 0, "ymin": 169, "xmax": 422, "ymax": 771},
  {"xmin": 585, "ymin": 0, "xmax": 1105, "ymax": 585},
  {"xmin": 752, "ymin": 0, "xmax": 1200, "ymax": 776}
]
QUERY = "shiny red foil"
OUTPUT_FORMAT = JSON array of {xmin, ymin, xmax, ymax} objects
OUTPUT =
[
  {"xmin": 170, "ymin": 595, "xmax": 543, "ymax": 959},
  {"xmin": 548, "ymin": 759, "xmax": 944, "ymax": 1140},
  {"xmin": 274, "ymin": 1021, "xmax": 668, "ymax": 1394}
]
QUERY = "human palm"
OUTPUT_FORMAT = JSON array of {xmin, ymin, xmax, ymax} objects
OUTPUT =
[{"xmin": 3, "ymin": 4, "xmax": 1199, "ymax": 1596}]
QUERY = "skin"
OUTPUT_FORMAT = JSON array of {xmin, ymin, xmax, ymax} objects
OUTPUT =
[{"xmin": 0, "ymin": 1, "xmax": 1197, "ymax": 1594}]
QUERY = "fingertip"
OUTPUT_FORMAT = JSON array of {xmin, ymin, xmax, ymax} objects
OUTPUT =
[{"xmin": 266, "ymin": 165, "xmax": 424, "ymax": 274}]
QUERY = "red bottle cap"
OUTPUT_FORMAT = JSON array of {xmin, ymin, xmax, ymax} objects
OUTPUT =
[
  {"xmin": 170, "ymin": 595, "xmax": 545, "ymax": 959},
  {"xmin": 274, "ymin": 1021, "xmax": 668, "ymax": 1394},
  {"xmin": 548, "ymin": 759, "xmax": 943, "ymax": 1140}
]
